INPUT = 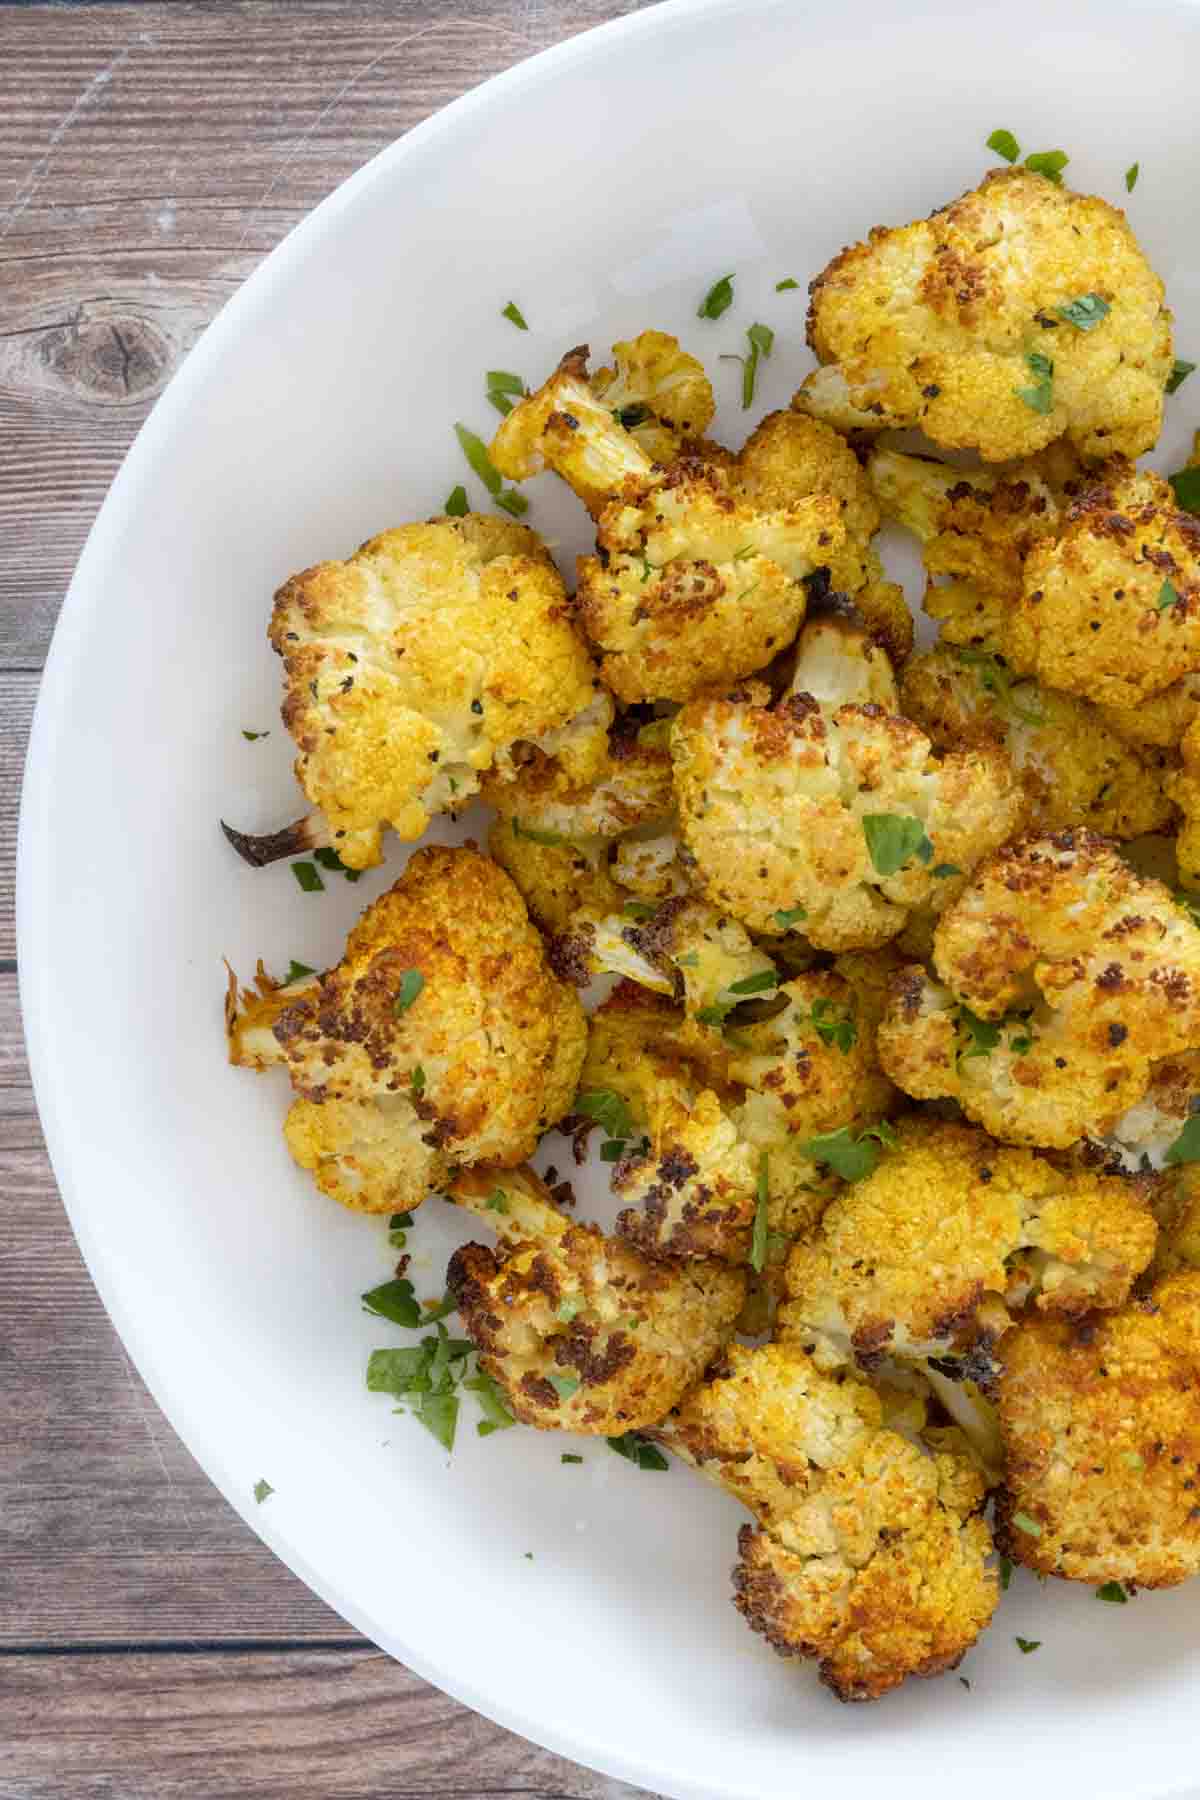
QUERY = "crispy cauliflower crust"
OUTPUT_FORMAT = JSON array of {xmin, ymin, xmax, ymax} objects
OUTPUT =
[
  {"xmin": 445, "ymin": 1165, "xmax": 744, "ymax": 1433},
  {"xmin": 778, "ymin": 1118, "xmax": 1156, "ymax": 1376},
  {"xmin": 878, "ymin": 831, "xmax": 1200, "ymax": 1147},
  {"xmin": 799, "ymin": 168, "xmax": 1172, "ymax": 461},
  {"xmin": 227, "ymin": 847, "xmax": 586, "ymax": 1209},
  {"xmin": 576, "ymin": 456, "xmax": 844, "ymax": 704},
  {"xmin": 899, "ymin": 644, "xmax": 1175, "ymax": 840},
  {"xmin": 655, "ymin": 1343, "xmax": 998, "ymax": 1700},
  {"xmin": 996, "ymin": 1272, "xmax": 1200, "ymax": 1587},
  {"xmin": 270, "ymin": 514, "xmax": 608, "ymax": 867}
]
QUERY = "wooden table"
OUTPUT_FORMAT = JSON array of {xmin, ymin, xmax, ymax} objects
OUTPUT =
[{"xmin": 0, "ymin": 6, "xmax": 659, "ymax": 1793}]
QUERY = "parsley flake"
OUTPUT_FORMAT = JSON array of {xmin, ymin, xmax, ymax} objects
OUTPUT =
[
  {"xmin": 283, "ymin": 959, "xmax": 315, "ymax": 984},
  {"xmin": 728, "ymin": 968, "xmax": 779, "ymax": 996},
  {"xmin": 291, "ymin": 860, "xmax": 324, "ymax": 893},
  {"xmin": 242, "ymin": 728, "xmax": 269, "ymax": 741},
  {"xmin": 393, "ymin": 969, "xmax": 424, "ymax": 1016},
  {"xmin": 987, "ymin": 128, "xmax": 1021, "ymax": 163},
  {"xmin": 493, "ymin": 488, "xmax": 529, "ymax": 517},
  {"xmin": 464, "ymin": 1368, "xmax": 515, "ymax": 1433},
  {"xmin": 807, "ymin": 997, "xmax": 857, "ymax": 1054},
  {"xmin": 575, "ymin": 1088, "xmax": 635, "ymax": 1142},
  {"xmin": 444, "ymin": 483, "xmax": 469, "ymax": 517},
  {"xmin": 454, "ymin": 422, "xmax": 502, "ymax": 495},
  {"xmin": 362, "ymin": 1278, "xmax": 421, "ymax": 1328},
  {"xmin": 737, "ymin": 321, "xmax": 775, "ymax": 409},
  {"xmin": 607, "ymin": 1432, "xmax": 669, "ymax": 1471},
  {"xmin": 501, "ymin": 301, "xmax": 528, "ymax": 330},
  {"xmin": 952, "ymin": 646, "xmax": 1044, "ymax": 724},
  {"xmin": 556, "ymin": 1297, "xmax": 581, "ymax": 1323},
  {"xmin": 773, "ymin": 906, "xmax": 808, "ymax": 928},
  {"xmin": 1165, "ymin": 1113, "xmax": 1200, "ymax": 1165},
  {"xmin": 862, "ymin": 814, "xmax": 934, "ymax": 877},
  {"xmin": 1055, "ymin": 293, "xmax": 1110, "ymax": 331},
  {"xmin": 410, "ymin": 1065, "xmax": 426, "ymax": 1096},
  {"xmin": 957, "ymin": 1008, "xmax": 1002, "ymax": 1063},
  {"xmin": 1012, "ymin": 1511, "xmax": 1043, "ymax": 1538},
  {"xmin": 1158, "ymin": 579, "xmax": 1182, "ymax": 611},
  {"xmin": 253, "ymin": 1478, "xmax": 273, "ymax": 1504},
  {"xmin": 486, "ymin": 1187, "xmax": 508, "ymax": 1213},
  {"xmin": 999, "ymin": 1556, "xmax": 1014, "ymax": 1591},
  {"xmin": 932, "ymin": 863, "xmax": 962, "ymax": 879},
  {"xmin": 776, "ymin": 277, "xmax": 799, "ymax": 291},
  {"xmin": 561, "ymin": 1453, "xmax": 584, "ymax": 1464},
  {"xmin": 1015, "ymin": 348, "xmax": 1055, "ymax": 414},
  {"xmin": 1015, "ymin": 1637, "xmax": 1041, "ymax": 1655},
  {"xmin": 512, "ymin": 817, "xmax": 565, "ymax": 846},
  {"xmin": 799, "ymin": 1121, "xmax": 896, "ymax": 1182},
  {"xmin": 1167, "ymin": 358, "xmax": 1196, "ymax": 396},
  {"xmin": 697, "ymin": 273, "xmax": 735, "ymax": 320},
  {"xmin": 486, "ymin": 368, "xmax": 525, "ymax": 416},
  {"xmin": 1096, "ymin": 1580, "xmax": 1129, "ymax": 1604},
  {"xmin": 549, "ymin": 1373, "xmax": 580, "ymax": 1401},
  {"xmin": 1024, "ymin": 148, "xmax": 1069, "ymax": 184},
  {"xmin": 1125, "ymin": 162, "xmax": 1140, "ymax": 192},
  {"xmin": 313, "ymin": 845, "xmax": 361, "ymax": 882},
  {"xmin": 1170, "ymin": 466, "xmax": 1200, "ymax": 514},
  {"xmin": 750, "ymin": 1154, "xmax": 769, "ymax": 1273}
]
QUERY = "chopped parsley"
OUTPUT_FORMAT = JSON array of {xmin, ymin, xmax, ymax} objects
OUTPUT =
[
  {"xmin": 622, "ymin": 900, "xmax": 659, "ymax": 921},
  {"xmin": 242, "ymin": 728, "xmax": 269, "ymax": 741},
  {"xmin": 253, "ymin": 1478, "xmax": 273, "ymax": 1504},
  {"xmin": 444, "ymin": 483, "xmax": 469, "ymax": 516},
  {"xmin": 464, "ymin": 1368, "xmax": 515, "ymax": 1434},
  {"xmin": 493, "ymin": 488, "xmax": 529, "ymax": 517},
  {"xmin": 313, "ymin": 845, "xmax": 361, "ymax": 882},
  {"xmin": 607, "ymin": 1431, "xmax": 669, "ymax": 1471},
  {"xmin": 454, "ymin": 422, "xmax": 502, "ymax": 495},
  {"xmin": 486, "ymin": 1187, "xmax": 508, "ymax": 1213},
  {"xmin": 486, "ymin": 368, "xmax": 526, "ymax": 416},
  {"xmin": 727, "ymin": 968, "xmax": 780, "ymax": 996},
  {"xmin": 561, "ymin": 1452, "xmax": 584, "ymax": 1464},
  {"xmin": 737, "ymin": 322, "xmax": 775, "ymax": 409},
  {"xmin": 420, "ymin": 1293, "xmax": 458, "ymax": 1323},
  {"xmin": 1096, "ymin": 1581, "xmax": 1129, "ymax": 1604},
  {"xmin": 986, "ymin": 128, "xmax": 1021, "ymax": 163},
  {"xmin": 410, "ymin": 1065, "xmax": 426, "ymax": 1096},
  {"xmin": 999, "ymin": 1556, "xmax": 1014, "ymax": 1591},
  {"xmin": 575, "ymin": 1087, "xmax": 635, "ymax": 1142},
  {"xmin": 862, "ymin": 814, "xmax": 934, "ymax": 877},
  {"xmin": 697, "ymin": 273, "xmax": 735, "ymax": 320},
  {"xmin": 775, "ymin": 277, "xmax": 799, "ymax": 291},
  {"xmin": 1158, "ymin": 579, "xmax": 1182, "ymax": 611},
  {"xmin": 952, "ymin": 645, "xmax": 1044, "ymax": 724},
  {"xmin": 362, "ymin": 1277, "xmax": 421, "ymax": 1328},
  {"xmin": 393, "ymin": 968, "xmax": 425, "ymax": 1016},
  {"xmin": 1055, "ymin": 293, "xmax": 1109, "ymax": 331},
  {"xmin": 806, "ymin": 997, "xmax": 856, "ymax": 1054},
  {"xmin": 1176, "ymin": 888, "xmax": 1200, "ymax": 929},
  {"xmin": 549, "ymin": 1373, "xmax": 580, "ymax": 1400},
  {"xmin": 389, "ymin": 1211, "xmax": 414, "ymax": 1230},
  {"xmin": 1170, "ymin": 466, "xmax": 1200, "ymax": 514},
  {"xmin": 1024, "ymin": 148, "xmax": 1069, "ymax": 184},
  {"xmin": 1164, "ymin": 1112, "xmax": 1200, "ymax": 1166},
  {"xmin": 1011, "ymin": 1511, "xmax": 1043, "ymax": 1538},
  {"xmin": 512, "ymin": 817, "xmax": 565, "ymax": 846},
  {"xmin": 773, "ymin": 906, "xmax": 808, "ymax": 928},
  {"xmin": 1125, "ymin": 162, "xmax": 1139, "ymax": 192},
  {"xmin": 957, "ymin": 1008, "xmax": 1001, "ymax": 1063},
  {"xmin": 749, "ymin": 1154, "xmax": 769, "ymax": 1273},
  {"xmin": 695, "ymin": 1003, "xmax": 731, "ymax": 1028},
  {"xmin": 799, "ymin": 1121, "xmax": 897, "ymax": 1182},
  {"xmin": 932, "ymin": 863, "xmax": 961, "ymax": 879},
  {"xmin": 599, "ymin": 1139, "xmax": 629, "ymax": 1161},
  {"xmin": 1015, "ymin": 1637, "xmax": 1042, "ymax": 1655},
  {"xmin": 1015, "ymin": 348, "xmax": 1055, "ymax": 414},
  {"xmin": 283, "ymin": 959, "xmax": 315, "ymax": 984},
  {"xmin": 501, "ymin": 300, "xmax": 528, "ymax": 330},
  {"xmin": 291, "ymin": 860, "xmax": 324, "ymax": 893},
  {"xmin": 556, "ymin": 1297, "xmax": 581, "ymax": 1323},
  {"xmin": 1167, "ymin": 358, "xmax": 1196, "ymax": 396}
]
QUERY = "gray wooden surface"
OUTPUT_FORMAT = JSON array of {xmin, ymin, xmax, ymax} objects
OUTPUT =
[{"xmin": 0, "ymin": 5, "xmax": 659, "ymax": 1793}]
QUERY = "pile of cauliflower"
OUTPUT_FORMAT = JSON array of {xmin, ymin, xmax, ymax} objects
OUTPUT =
[{"xmin": 223, "ymin": 154, "xmax": 1200, "ymax": 1706}]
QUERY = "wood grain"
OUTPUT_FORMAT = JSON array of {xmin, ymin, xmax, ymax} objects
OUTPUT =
[
  {"xmin": 0, "ymin": 1647, "xmax": 658, "ymax": 1799},
  {"xmin": 1, "ymin": 4, "xmax": 661, "ymax": 1795}
]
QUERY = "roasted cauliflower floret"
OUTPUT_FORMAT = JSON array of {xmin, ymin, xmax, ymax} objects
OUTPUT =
[
  {"xmin": 226, "ymin": 848, "xmax": 587, "ymax": 1209},
  {"xmin": 481, "ymin": 718, "xmax": 674, "ymax": 841},
  {"xmin": 266, "ymin": 514, "xmax": 609, "ymax": 867},
  {"xmin": 671, "ymin": 680, "xmax": 1023, "ymax": 951},
  {"xmin": 1093, "ymin": 1049, "xmax": 1200, "ymax": 1173},
  {"xmin": 995, "ymin": 1271, "xmax": 1200, "ymax": 1587},
  {"xmin": 877, "ymin": 832, "xmax": 1200, "ymax": 1147},
  {"xmin": 576, "ymin": 457, "xmax": 843, "ymax": 704},
  {"xmin": 899, "ymin": 644, "xmax": 1175, "ymax": 839},
  {"xmin": 487, "ymin": 820, "xmax": 623, "ymax": 936},
  {"xmin": 798, "ymin": 168, "xmax": 1172, "ymax": 462},
  {"xmin": 655, "ymin": 1343, "xmax": 998, "ymax": 1701},
  {"xmin": 444, "ymin": 1165, "xmax": 743, "ymax": 1433},
  {"xmin": 777, "ymin": 1118, "xmax": 1156, "ymax": 1379},
  {"xmin": 489, "ymin": 335, "xmax": 713, "ymax": 514}
]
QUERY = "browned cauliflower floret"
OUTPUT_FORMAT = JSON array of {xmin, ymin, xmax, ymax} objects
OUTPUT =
[
  {"xmin": 733, "ymin": 411, "xmax": 913, "ymax": 663},
  {"xmin": 995, "ymin": 1271, "xmax": 1200, "ymax": 1587},
  {"xmin": 481, "ymin": 719, "xmax": 673, "ymax": 841},
  {"xmin": 671, "ymin": 646, "xmax": 1023, "ymax": 949},
  {"xmin": 777, "ymin": 1118, "xmax": 1156, "ymax": 1380},
  {"xmin": 878, "ymin": 832, "xmax": 1200, "ymax": 1147},
  {"xmin": 226, "ymin": 847, "xmax": 586, "ymax": 1211},
  {"xmin": 798, "ymin": 168, "xmax": 1172, "ymax": 462},
  {"xmin": 256, "ymin": 515, "xmax": 609, "ymax": 868},
  {"xmin": 489, "ymin": 335, "xmax": 713, "ymax": 515},
  {"xmin": 487, "ymin": 820, "xmax": 623, "ymax": 937},
  {"xmin": 899, "ymin": 644, "xmax": 1175, "ymax": 840},
  {"xmin": 655, "ymin": 1343, "xmax": 998, "ymax": 1700},
  {"xmin": 444, "ymin": 1164, "xmax": 743, "ymax": 1433},
  {"xmin": 576, "ymin": 456, "xmax": 843, "ymax": 704}
]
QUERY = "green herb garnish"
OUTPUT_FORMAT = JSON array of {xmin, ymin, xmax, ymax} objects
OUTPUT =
[
  {"xmin": 932, "ymin": 863, "xmax": 962, "ymax": 879},
  {"xmin": 494, "ymin": 488, "xmax": 529, "ymax": 517},
  {"xmin": 775, "ymin": 277, "xmax": 799, "ymax": 291},
  {"xmin": 607, "ymin": 1432, "xmax": 669, "ymax": 1471},
  {"xmin": 1055, "ymin": 293, "xmax": 1109, "ymax": 331},
  {"xmin": 313, "ymin": 845, "xmax": 361, "ymax": 882},
  {"xmin": 987, "ymin": 128, "xmax": 1021, "ymax": 163},
  {"xmin": 454, "ymin": 422, "xmax": 502, "ymax": 494},
  {"xmin": 773, "ymin": 906, "xmax": 808, "ymax": 928},
  {"xmin": 807, "ymin": 997, "xmax": 856, "ymax": 1054},
  {"xmin": 393, "ymin": 969, "xmax": 424, "ymax": 1016},
  {"xmin": 486, "ymin": 1188, "xmax": 509, "ymax": 1214},
  {"xmin": 512, "ymin": 817, "xmax": 565, "ymax": 846},
  {"xmin": 549, "ymin": 1373, "xmax": 580, "ymax": 1401},
  {"xmin": 561, "ymin": 1452, "xmax": 584, "ymax": 1464},
  {"xmin": 291, "ymin": 860, "xmax": 324, "ymax": 893},
  {"xmin": 999, "ymin": 1556, "xmax": 1014, "ymax": 1591},
  {"xmin": 697, "ymin": 273, "xmax": 735, "ymax": 320},
  {"xmin": 283, "ymin": 960, "xmax": 315, "ymax": 984},
  {"xmin": 444, "ymin": 484, "xmax": 469, "ymax": 516},
  {"xmin": 1015, "ymin": 1637, "xmax": 1042, "ymax": 1655},
  {"xmin": 750, "ymin": 1154, "xmax": 769, "ymax": 1273},
  {"xmin": 862, "ymin": 814, "xmax": 934, "ymax": 877},
  {"xmin": 575, "ymin": 1088, "xmax": 635, "ymax": 1141},
  {"xmin": 556, "ymin": 1298, "xmax": 581, "ymax": 1323},
  {"xmin": 1096, "ymin": 1581, "xmax": 1129, "ymax": 1604},
  {"xmin": 739, "ymin": 322, "xmax": 774, "ymax": 408},
  {"xmin": 1024, "ymin": 149, "xmax": 1069, "ymax": 184},
  {"xmin": 1167, "ymin": 358, "xmax": 1196, "ymax": 396},
  {"xmin": 410, "ymin": 1065, "xmax": 426, "ymax": 1096},
  {"xmin": 799, "ymin": 1121, "xmax": 897, "ymax": 1182},
  {"xmin": 1158, "ymin": 579, "xmax": 1182, "ymax": 611},
  {"xmin": 362, "ymin": 1278, "xmax": 421, "ymax": 1328},
  {"xmin": 952, "ymin": 645, "xmax": 1045, "ymax": 724},
  {"xmin": 1125, "ymin": 163, "xmax": 1139, "ymax": 192},
  {"xmin": 421, "ymin": 1293, "xmax": 458, "ymax": 1323},
  {"xmin": 1164, "ymin": 1113, "xmax": 1200, "ymax": 1165},
  {"xmin": 486, "ymin": 368, "xmax": 526, "ymax": 416},
  {"xmin": 464, "ymin": 1369, "xmax": 515, "ymax": 1433},
  {"xmin": 242, "ymin": 729, "xmax": 268, "ymax": 741},
  {"xmin": 502, "ymin": 301, "xmax": 528, "ymax": 330},
  {"xmin": 957, "ymin": 1008, "xmax": 1002, "ymax": 1063},
  {"xmin": 253, "ymin": 1479, "xmax": 273, "ymax": 1504},
  {"xmin": 1015, "ymin": 348, "xmax": 1055, "ymax": 413},
  {"xmin": 1170, "ymin": 466, "xmax": 1200, "ymax": 514},
  {"xmin": 1011, "ymin": 1511, "xmax": 1043, "ymax": 1538},
  {"xmin": 728, "ymin": 968, "xmax": 780, "ymax": 996},
  {"xmin": 389, "ymin": 1211, "xmax": 414, "ymax": 1230}
]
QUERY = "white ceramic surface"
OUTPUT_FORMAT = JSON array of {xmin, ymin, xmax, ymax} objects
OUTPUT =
[{"xmin": 18, "ymin": 1, "xmax": 1200, "ymax": 1795}]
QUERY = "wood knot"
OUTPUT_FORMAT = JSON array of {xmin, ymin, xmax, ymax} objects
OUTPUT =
[{"xmin": 39, "ymin": 314, "xmax": 170, "ymax": 403}]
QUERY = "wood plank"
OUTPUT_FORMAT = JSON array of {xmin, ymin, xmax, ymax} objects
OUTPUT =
[
  {"xmin": 0, "ymin": 669, "xmax": 35, "ymax": 963},
  {"xmin": 0, "ymin": 1647, "xmax": 657, "ymax": 1800},
  {"xmin": 0, "ymin": 0, "xmax": 652, "ymax": 667}
]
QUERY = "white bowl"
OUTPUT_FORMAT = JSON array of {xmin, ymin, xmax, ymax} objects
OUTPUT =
[{"xmin": 19, "ymin": 1, "xmax": 1200, "ymax": 1794}]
